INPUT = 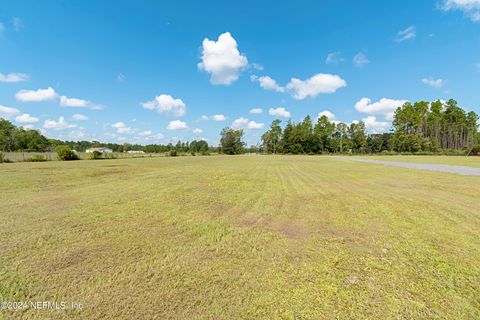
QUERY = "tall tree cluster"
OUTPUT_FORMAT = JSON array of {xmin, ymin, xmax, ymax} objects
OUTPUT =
[
  {"xmin": 261, "ymin": 99, "xmax": 479, "ymax": 154},
  {"xmin": 392, "ymin": 99, "xmax": 479, "ymax": 152},
  {"xmin": 262, "ymin": 115, "xmax": 368, "ymax": 154}
]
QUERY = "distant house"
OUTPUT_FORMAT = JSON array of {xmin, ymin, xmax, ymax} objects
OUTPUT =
[
  {"xmin": 85, "ymin": 147, "xmax": 113, "ymax": 154},
  {"xmin": 127, "ymin": 150, "xmax": 145, "ymax": 154}
]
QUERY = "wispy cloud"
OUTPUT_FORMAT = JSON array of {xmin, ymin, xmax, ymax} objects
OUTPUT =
[
  {"xmin": 395, "ymin": 26, "xmax": 416, "ymax": 42},
  {"xmin": 441, "ymin": 0, "xmax": 480, "ymax": 22},
  {"xmin": 0, "ymin": 72, "xmax": 29, "ymax": 83},
  {"xmin": 325, "ymin": 52, "xmax": 344, "ymax": 64},
  {"xmin": 353, "ymin": 52, "xmax": 370, "ymax": 67}
]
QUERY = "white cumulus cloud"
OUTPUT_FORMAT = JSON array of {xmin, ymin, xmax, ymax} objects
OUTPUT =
[
  {"xmin": 112, "ymin": 122, "xmax": 134, "ymax": 134},
  {"xmin": 167, "ymin": 120, "xmax": 188, "ymax": 130},
  {"xmin": 43, "ymin": 116, "xmax": 76, "ymax": 130},
  {"xmin": 60, "ymin": 96, "xmax": 88, "ymax": 107},
  {"xmin": 142, "ymin": 94, "xmax": 186, "ymax": 116},
  {"xmin": 15, "ymin": 113, "xmax": 39, "ymax": 124},
  {"xmin": 250, "ymin": 75, "xmax": 285, "ymax": 92},
  {"xmin": 193, "ymin": 128, "xmax": 203, "ymax": 134},
  {"xmin": 317, "ymin": 110, "xmax": 336, "ymax": 121},
  {"xmin": 247, "ymin": 121, "xmax": 264, "ymax": 129},
  {"xmin": 286, "ymin": 73, "xmax": 347, "ymax": 100},
  {"xmin": 268, "ymin": 107, "xmax": 291, "ymax": 118},
  {"xmin": 212, "ymin": 114, "xmax": 226, "ymax": 121},
  {"xmin": 354, "ymin": 97, "xmax": 407, "ymax": 121},
  {"xmin": 16, "ymin": 87, "xmax": 57, "ymax": 102},
  {"xmin": 198, "ymin": 32, "xmax": 248, "ymax": 85},
  {"xmin": 0, "ymin": 105, "xmax": 21, "ymax": 119},
  {"xmin": 249, "ymin": 108, "xmax": 263, "ymax": 114},
  {"xmin": 422, "ymin": 77, "xmax": 446, "ymax": 88},
  {"xmin": 231, "ymin": 117, "xmax": 249, "ymax": 129},
  {"xmin": 0, "ymin": 72, "xmax": 29, "ymax": 83},
  {"xmin": 60, "ymin": 95, "xmax": 104, "ymax": 110},
  {"xmin": 362, "ymin": 116, "xmax": 391, "ymax": 133},
  {"xmin": 395, "ymin": 26, "xmax": 416, "ymax": 42},
  {"xmin": 230, "ymin": 117, "xmax": 265, "ymax": 129}
]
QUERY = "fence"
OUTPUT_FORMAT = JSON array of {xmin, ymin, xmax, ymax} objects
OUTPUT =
[{"xmin": 0, "ymin": 152, "xmax": 168, "ymax": 162}]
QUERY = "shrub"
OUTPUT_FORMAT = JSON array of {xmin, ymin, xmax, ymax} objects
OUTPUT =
[
  {"xmin": 27, "ymin": 155, "xmax": 47, "ymax": 162},
  {"xmin": 88, "ymin": 150, "xmax": 103, "ymax": 160},
  {"xmin": 201, "ymin": 150, "xmax": 210, "ymax": 156},
  {"xmin": 169, "ymin": 150, "xmax": 177, "ymax": 157},
  {"xmin": 191, "ymin": 151, "xmax": 196, "ymax": 156},
  {"xmin": 55, "ymin": 146, "xmax": 79, "ymax": 161},
  {"xmin": 472, "ymin": 145, "xmax": 480, "ymax": 153}
]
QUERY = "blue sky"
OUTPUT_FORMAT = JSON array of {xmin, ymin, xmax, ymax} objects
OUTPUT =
[{"xmin": 1, "ymin": 0, "xmax": 479, "ymax": 146}]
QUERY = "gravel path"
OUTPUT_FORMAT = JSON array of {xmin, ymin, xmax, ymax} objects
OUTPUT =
[{"xmin": 336, "ymin": 157, "xmax": 480, "ymax": 176}]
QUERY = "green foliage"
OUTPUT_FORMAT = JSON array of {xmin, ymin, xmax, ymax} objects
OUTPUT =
[
  {"xmin": 393, "ymin": 99, "xmax": 479, "ymax": 151},
  {"xmin": 262, "ymin": 119, "xmax": 282, "ymax": 154},
  {"xmin": 0, "ymin": 119, "xmax": 17, "ymax": 151},
  {"xmin": 169, "ymin": 150, "xmax": 178, "ymax": 157},
  {"xmin": 471, "ymin": 145, "xmax": 480, "ymax": 153},
  {"xmin": 88, "ymin": 150, "xmax": 103, "ymax": 160},
  {"xmin": 26, "ymin": 155, "xmax": 47, "ymax": 162},
  {"xmin": 220, "ymin": 127, "xmax": 245, "ymax": 155},
  {"xmin": 260, "ymin": 99, "xmax": 479, "ymax": 155},
  {"xmin": 0, "ymin": 119, "xmax": 49, "ymax": 152},
  {"xmin": 55, "ymin": 146, "xmax": 79, "ymax": 161}
]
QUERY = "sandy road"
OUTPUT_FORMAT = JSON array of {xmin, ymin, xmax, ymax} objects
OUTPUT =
[{"xmin": 335, "ymin": 157, "xmax": 480, "ymax": 176}]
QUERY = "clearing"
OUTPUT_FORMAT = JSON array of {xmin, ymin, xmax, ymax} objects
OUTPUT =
[{"xmin": 1, "ymin": 156, "xmax": 479, "ymax": 319}]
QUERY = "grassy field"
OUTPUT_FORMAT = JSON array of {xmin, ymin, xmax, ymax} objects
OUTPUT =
[
  {"xmin": 1, "ymin": 156, "xmax": 479, "ymax": 319},
  {"xmin": 355, "ymin": 155, "xmax": 480, "ymax": 168}
]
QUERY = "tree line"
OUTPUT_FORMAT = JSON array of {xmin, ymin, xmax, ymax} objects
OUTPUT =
[
  {"xmin": 259, "ymin": 99, "xmax": 479, "ymax": 155},
  {"xmin": 0, "ymin": 118, "xmax": 212, "ymax": 154},
  {"xmin": 2, "ymin": 99, "xmax": 478, "ymax": 156}
]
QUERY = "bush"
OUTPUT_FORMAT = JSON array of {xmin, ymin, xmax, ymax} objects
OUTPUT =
[
  {"xmin": 201, "ymin": 150, "xmax": 210, "ymax": 156},
  {"xmin": 27, "ymin": 155, "xmax": 47, "ymax": 162},
  {"xmin": 169, "ymin": 150, "xmax": 177, "ymax": 157},
  {"xmin": 88, "ymin": 150, "xmax": 103, "ymax": 160},
  {"xmin": 472, "ymin": 145, "xmax": 480, "ymax": 153},
  {"xmin": 191, "ymin": 151, "xmax": 196, "ymax": 156},
  {"xmin": 55, "ymin": 146, "xmax": 79, "ymax": 161}
]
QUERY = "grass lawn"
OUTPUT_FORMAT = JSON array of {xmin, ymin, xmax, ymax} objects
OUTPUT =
[
  {"xmin": 354, "ymin": 155, "xmax": 480, "ymax": 168},
  {"xmin": 1, "ymin": 156, "xmax": 479, "ymax": 319}
]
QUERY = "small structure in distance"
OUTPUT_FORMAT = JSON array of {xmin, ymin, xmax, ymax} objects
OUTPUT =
[{"xmin": 86, "ymin": 147, "xmax": 113, "ymax": 154}]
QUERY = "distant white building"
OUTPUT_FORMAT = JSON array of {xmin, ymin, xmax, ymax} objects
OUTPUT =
[
  {"xmin": 85, "ymin": 147, "xmax": 113, "ymax": 154},
  {"xmin": 127, "ymin": 150, "xmax": 145, "ymax": 154}
]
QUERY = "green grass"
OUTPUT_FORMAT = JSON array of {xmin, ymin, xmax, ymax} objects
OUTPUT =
[
  {"xmin": 1, "ymin": 156, "xmax": 479, "ymax": 319},
  {"xmin": 355, "ymin": 155, "xmax": 480, "ymax": 168}
]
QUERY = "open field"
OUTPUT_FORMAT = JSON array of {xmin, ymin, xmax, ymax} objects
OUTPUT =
[
  {"xmin": 355, "ymin": 155, "xmax": 480, "ymax": 168},
  {"xmin": 1, "ymin": 156, "xmax": 479, "ymax": 319}
]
